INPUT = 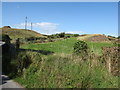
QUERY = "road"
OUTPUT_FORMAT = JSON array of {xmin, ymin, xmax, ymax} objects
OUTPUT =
[{"xmin": 0, "ymin": 75, "xmax": 25, "ymax": 89}]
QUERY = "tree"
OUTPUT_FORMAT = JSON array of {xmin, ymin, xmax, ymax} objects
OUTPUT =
[
  {"xmin": 59, "ymin": 32, "xmax": 65, "ymax": 38},
  {"xmin": 74, "ymin": 34, "xmax": 79, "ymax": 37},
  {"xmin": 2, "ymin": 34, "xmax": 11, "ymax": 43}
]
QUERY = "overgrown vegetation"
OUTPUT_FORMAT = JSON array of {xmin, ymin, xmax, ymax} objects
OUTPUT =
[
  {"xmin": 2, "ymin": 33, "xmax": 118, "ymax": 88},
  {"xmin": 48, "ymin": 32, "xmax": 79, "ymax": 39},
  {"xmin": 73, "ymin": 40, "xmax": 88, "ymax": 55},
  {"xmin": 13, "ymin": 52, "xmax": 118, "ymax": 88}
]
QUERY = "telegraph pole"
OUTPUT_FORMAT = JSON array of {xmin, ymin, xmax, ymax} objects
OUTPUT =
[
  {"xmin": 25, "ymin": 16, "xmax": 27, "ymax": 30},
  {"xmin": 31, "ymin": 22, "xmax": 32, "ymax": 30}
]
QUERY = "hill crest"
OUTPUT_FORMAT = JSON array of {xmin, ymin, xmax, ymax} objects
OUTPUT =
[
  {"xmin": 0, "ymin": 27, "xmax": 46, "ymax": 40},
  {"xmin": 77, "ymin": 34, "xmax": 112, "ymax": 42}
]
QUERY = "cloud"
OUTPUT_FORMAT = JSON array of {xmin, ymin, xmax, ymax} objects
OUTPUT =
[
  {"xmin": 65, "ymin": 31, "xmax": 84, "ymax": 34},
  {"xmin": 55, "ymin": 31, "xmax": 84, "ymax": 35},
  {"xmin": 13, "ymin": 22, "xmax": 59, "ymax": 35},
  {"xmin": 13, "ymin": 22, "xmax": 84, "ymax": 35}
]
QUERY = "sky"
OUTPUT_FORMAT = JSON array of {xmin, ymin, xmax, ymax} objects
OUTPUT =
[{"xmin": 2, "ymin": 2, "xmax": 118, "ymax": 36}]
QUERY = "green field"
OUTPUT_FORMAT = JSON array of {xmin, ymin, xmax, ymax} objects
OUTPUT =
[{"xmin": 21, "ymin": 37, "xmax": 114, "ymax": 55}]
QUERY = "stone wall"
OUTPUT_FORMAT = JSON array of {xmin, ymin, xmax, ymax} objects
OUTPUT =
[{"xmin": 102, "ymin": 47, "xmax": 119, "ymax": 76}]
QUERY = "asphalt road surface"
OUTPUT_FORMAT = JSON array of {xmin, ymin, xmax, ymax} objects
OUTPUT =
[{"xmin": 0, "ymin": 75, "xmax": 25, "ymax": 89}]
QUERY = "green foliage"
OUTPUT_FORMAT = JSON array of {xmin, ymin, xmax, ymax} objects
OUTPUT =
[
  {"xmin": 118, "ymin": 36, "xmax": 120, "ymax": 39},
  {"xmin": 11, "ymin": 38, "xmax": 117, "ymax": 88},
  {"xmin": 25, "ymin": 37, "xmax": 46, "ymax": 41},
  {"xmin": 58, "ymin": 32, "xmax": 65, "ymax": 38},
  {"xmin": 48, "ymin": 32, "xmax": 65, "ymax": 39},
  {"xmin": 73, "ymin": 34, "xmax": 79, "ymax": 37},
  {"xmin": 47, "ymin": 33, "xmax": 79, "ymax": 39},
  {"xmin": 14, "ymin": 53, "xmax": 118, "ymax": 88},
  {"xmin": 16, "ymin": 52, "xmax": 32, "ymax": 74},
  {"xmin": 25, "ymin": 37, "xmax": 36, "ymax": 41},
  {"xmin": 108, "ymin": 35, "xmax": 116, "ymax": 38},
  {"xmin": 21, "ymin": 38, "xmax": 114, "ymax": 55},
  {"xmin": 21, "ymin": 38, "xmax": 77, "ymax": 54},
  {"xmin": 118, "ymin": 44, "xmax": 120, "ymax": 47},
  {"xmin": 73, "ymin": 40, "xmax": 88, "ymax": 55},
  {"xmin": 2, "ymin": 34, "xmax": 11, "ymax": 42},
  {"xmin": 87, "ymin": 42, "xmax": 114, "ymax": 55},
  {"xmin": 65, "ymin": 35, "xmax": 71, "ymax": 38}
]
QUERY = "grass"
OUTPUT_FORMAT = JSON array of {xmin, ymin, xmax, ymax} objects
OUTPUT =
[
  {"xmin": 21, "ymin": 38, "xmax": 77, "ymax": 54},
  {"xmin": 87, "ymin": 42, "xmax": 114, "ymax": 55},
  {"xmin": 21, "ymin": 37, "xmax": 114, "ymax": 55},
  {"xmin": 7, "ymin": 37, "xmax": 117, "ymax": 88},
  {"xmin": 2, "ymin": 27, "xmax": 118, "ymax": 88},
  {"xmin": 13, "ymin": 52, "xmax": 118, "ymax": 88},
  {"xmin": 0, "ymin": 27, "xmax": 45, "ymax": 40},
  {"xmin": 77, "ymin": 34, "xmax": 103, "ymax": 40}
]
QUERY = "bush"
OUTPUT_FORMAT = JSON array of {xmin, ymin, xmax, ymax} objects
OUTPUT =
[
  {"xmin": 74, "ymin": 34, "xmax": 79, "ymax": 37},
  {"xmin": 2, "ymin": 34, "xmax": 11, "ymax": 42},
  {"xmin": 3, "ymin": 26, "xmax": 11, "ymax": 28},
  {"xmin": 25, "ymin": 37, "xmax": 36, "ymax": 41},
  {"xmin": 59, "ymin": 32, "xmax": 65, "ymax": 38},
  {"xmin": 73, "ymin": 40, "xmax": 88, "ymax": 55},
  {"xmin": 108, "ymin": 35, "xmax": 116, "ymax": 38},
  {"xmin": 16, "ymin": 52, "xmax": 32, "ymax": 74}
]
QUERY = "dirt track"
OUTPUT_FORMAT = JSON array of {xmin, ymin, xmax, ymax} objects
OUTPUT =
[{"xmin": 1, "ymin": 75, "xmax": 25, "ymax": 89}]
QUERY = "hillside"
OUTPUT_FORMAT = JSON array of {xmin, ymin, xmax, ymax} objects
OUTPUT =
[
  {"xmin": 0, "ymin": 26, "xmax": 46, "ymax": 40},
  {"xmin": 17, "ymin": 37, "xmax": 117, "ymax": 88},
  {"xmin": 77, "ymin": 34, "xmax": 116, "ymax": 42},
  {"xmin": 21, "ymin": 37, "xmax": 115, "ymax": 55}
]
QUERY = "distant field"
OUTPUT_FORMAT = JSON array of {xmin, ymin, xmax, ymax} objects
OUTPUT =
[{"xmin": 21, "ymin": 37, "xmax": 114, "ymax": 55}]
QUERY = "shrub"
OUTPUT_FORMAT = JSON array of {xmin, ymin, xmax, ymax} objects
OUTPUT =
[
  {"xmin": 25, "ymin": 37, "xmax": 36, "ymax": 41},
  {"xmin": 3, "ymin": 26, "xmax": 11, "ymax": 28},
  {"xmin": 59, "ymin": 32, "xmax": 65, "ymax": 38},
  {"xmin": 73, "ymin": 40, "xmax": 88, "ymax": 55},
  {"xmin": 16, "ymin": 52, "xmax": 32, "ymax": 74},
  {"xmin": 2, "ymin": 34, "xmax": 11, "ymax": 42},
  {"xmin": 108, "ymin": 35, "xmax": 116, "ymax": 38},
  {"xmin": 118, "ymin": 36, "xmax": 120, "ymax": 39},
  {"xmin": 74, "ymin": 34, "xmax": 79, "ymax": 37}
]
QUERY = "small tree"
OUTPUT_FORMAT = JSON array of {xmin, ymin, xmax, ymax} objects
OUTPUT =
[
  {"xmin": 17, "ymin": 52, "xmax": 32, "ymax": 74},
  {"xmin": 2, "ymin": 34, "xmax": 11, "ymax": 43},
  {"xmin": 73, "ymin": 40, "xmax": 88, "ymax": 55},
  {"xmin": 74, "ymin": 34, "xmax": 79, "ymax": 37},
  {"xmin": 59, "ymin": 32, "xmax": 65, "ymax": 38}
]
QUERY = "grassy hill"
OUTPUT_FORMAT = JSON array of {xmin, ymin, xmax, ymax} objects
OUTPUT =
[
  {"xmin": 2, "ymin": 30, "xmax": 117, "ymax": 88},
  {"xmin": 77, "ymin": 34, "xmax": 117, "ymax": 42},
  {"xmin": 0, "ymin": 26, "xmax": 46, "ymax": 40}
]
